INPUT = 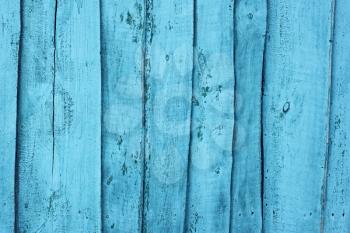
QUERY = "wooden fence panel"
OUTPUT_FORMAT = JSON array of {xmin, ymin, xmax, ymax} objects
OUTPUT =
[
  {"xmin": 263, "ymin": 0, "xmax": 335, "ymax": 232},
  {"xmin": 231, "ymin": 0, "xmax": 266, "ymax": 232},
  {"xmin": 52, "ymin": 0, "xmax": 102, "ymax": 232},
  {"xmin": 0, "ymin": 1, "xmax": 20, "ymax": 232},
  {"xmin": 324, "ymin": 0, "xmax": 350, "ymax": 231},
  {"xmin": 16, "ymin": 1, "xmax": 56, "ymax": 232},
  {"xmin": 142, "ymin": 0, "xmax": 193, "ymax": 232},
  {"xmin": 101, "ymin": 0, "xmax": 144, "ymax": 232},
  {"xmin": 185, "ymin": 0, "xmax": 235, "ymax": 232}
]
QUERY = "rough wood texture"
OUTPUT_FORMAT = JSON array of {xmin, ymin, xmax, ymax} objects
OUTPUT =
[
  {"xmin": 324, "ymin": 0, "xmax": 350, "ymax": 231},
  {"xmin": 263, "ymin": 0, "xmax": 335, "ymax": 232},
  {"xmin": 185, "ymin": 0, "xmax": 235, "ymax": 232},
  {"xmin": 52, "ymin": 0, "xmax": 102, "ymax": 231},
  {"xmin": 231, "ymin": 0, "xmax": 266, "ymax": 232},
  {"xmin": 142, "ymin": 0, "xmax": 193, "ymax": 232},
  {"xmin": 3, "ymin": 1, "xmax": 350, "ymax": 233},
  {"xmin": 0, "ymin": 1, "xmax": 20, "ymax": 232},
  {"xmin": 101, "ymin": 0, "xmax": 144, "ymax": 232},
  {"xmin": 16, "ymin": 0, "xmax": 56, "ymax": 232}
]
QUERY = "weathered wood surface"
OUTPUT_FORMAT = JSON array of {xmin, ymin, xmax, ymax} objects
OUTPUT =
[
  {"xmin": 101, "ymin": 0, "xmax": 144, "ymax": 232},
  {"xmin": 185, "ymin": 0, "xmax": 235, "ymax": 232},
  {"xmin": 3, "ymin": 1, "xmax": 350, "ymax": 233},
  {"xmin": 230, "ymin": 0, "xmax": 266, "ymax": 232},
  {"xmin": 52, "ymin": 0, "xmax": 102, "ymax": 231},
  {"xmin": 263, "ymin": 0, "xmax": 335, "ymax": 232},
  {"xmin": 324, "ymin": 0, "xmax": 350, "ymax": 232},
  {"xmin": 16, "ymin": 0, "xmax": 56, "ymax": 232},
  {"xmin": 0, "ymin": 1, "xmax": 20, "ymax": 232},
  {"xmin": 142, "ymin": 0, "xmax": 193, "ymax": 232}
]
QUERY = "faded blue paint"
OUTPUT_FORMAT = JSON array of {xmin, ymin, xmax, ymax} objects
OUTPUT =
[
  {"xmin": 324, "ymin": 0, "xmax": 350, "ymax": 231},
  {"xmin": 101, "ymin": 0, "xmax": 144, "ymax": 232},
  {"xmin": 142, "ymin": 0, "xmax": 193, "ymax": 232},
  {"xmin": 1, "ymin": 1, "xmax": 350, "ymax": 233},
  {"xmin": 231, "ymin": 0, "xmax": 266, "ymax": 232},
  {"xmin": 185, "ymin": 0, "xmax": 235, "ymax": 232},
  {"xmin": 263, "ymin": 0, "xmax": 335, "ymax": 232},
  {"xmin": 0, "ymin": 1, "xmax": 20, "ymax": 232}
]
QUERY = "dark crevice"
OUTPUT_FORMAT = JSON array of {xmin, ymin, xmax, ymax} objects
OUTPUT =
[
  {"xmin": 14, "ymin": 0, "xmax": 24, "ymax": 232},
  {"xmin": 52, "ymin": 0, "xmax": 58, "ymax": 178},
  {"xmin": 99, "ymin": 0, "xmax": 104, "ymax": 231},
  {"xmin": 228, "ymin": 0, "xmax": 237, "ymax": 232},
  {"xmin": 320, "ymin": 0, "xmax": 336, "ymax": 232},
  {"xmin": 140, "ymin": 0, "xmax": 150, "ymax": 232},
  {"xmin": 260, "ymin": 1, "xmax": 269, "ymax": 232},
  {"xmin": 183, "ymin": 0, "xmax": 197, "ymax": 232}
]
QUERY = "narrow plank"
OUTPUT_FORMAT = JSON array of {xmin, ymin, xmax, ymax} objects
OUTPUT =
[
  {"xmin": 324, "ymin": 0, "xmax": 350, "ymax": 231},
  {"xmin": 185, "ymin": 0, "xmax": 235, "ymax": 232},
  {"xmin": 100, "ymin": 0, "xmax": 144, "ymax": 232},
  {"xmin": 16, "ymin": 0, "xmax": 56, "ymax": 232},
  {"xmin": 52, "ymin": 0, "xmax": 102, "ymax": 231},
  {"xmin": 262, "ymin": 0, "xmax": 334, "ymax": 232},
  {"xmin": 230, "ymin": 0, "xmax": 266, "ymax": 232},
  {"xmin": 143, "ymin": 0, "xmax": 193, "ymax": 232},
  {"xmin": 0, "ymin": 1, "xmax": 20, "ymax": 232}
]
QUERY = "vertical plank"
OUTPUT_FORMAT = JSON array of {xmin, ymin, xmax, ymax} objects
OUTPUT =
[
  {"xmin": 263, "ymin": 0, "xmax": 334, "ymax": 232},
  {"xmin": 324, "ymin": 0, "xmax": 350, "ymax": 231},
  {"xmin": 0, "ymin": 1, "xmax": 20, "ymax": 232},
  {"xmin": 100, "ymin": 0, "xmax": 144, "ymax": 232},
  {"xmin": 230, "ymin": 0, "xmax": 266, "ymax": 232},
  {"xmin": 17, "ymin": 0, "xmax": 56, "ymax": 232},
  {"xmin": 185, "ymin": 0, "xmax": 235, "ymax": 232},
  {"xmin": 52, "ymin": 0, "xmax": 102, "ymax": 231},
  {"xmin": 143, "ymin": 0, "xmax": 193, "ymax": 232}
]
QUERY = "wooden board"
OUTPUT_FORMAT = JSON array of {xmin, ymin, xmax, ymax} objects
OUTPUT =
[
  {"xmin": 16, "ymin": 0, "xmax": 56, "ymax": 232},
  {"xmin": 230, "ymin": 0, "xmax": 266, "ymax": 232},
  {"xmin": 262, "ymin": 0, "xmax": 335, "ymax": 232},
  {"xmin": 0, "ymin": 1, "xmax": 20, "ymax": 232},
  {"xmin": 323, "ymin": 0, "xmax": 350, "ymax": 231},
  {"xmin": 142, "ymin": 0, "xmax": 193, "ymax": 232},
  {"xmin": 52, "ymin": 0, "xmax": 102, "ymax": 231},
  {"xmin": 100, "ymin": 0, "xmax": 144, "ymax": 232},
  {"xmin": 185, "ymin": 0, "xmax": 235, "ymax": 232}
]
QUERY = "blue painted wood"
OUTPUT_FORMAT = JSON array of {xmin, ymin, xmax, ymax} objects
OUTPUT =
[
  {"xmin": 185, "ymin": 1, "xmax": 235, "ymax": 232},
  {"xmin": 142, "ymin": 0, "xmax": 193, "ymax": 232},
  {"xmin": 0, "ymin": 1, "xmax": 20, "ymax": 232},
  {"xmin": 52, "ymin": 0, "xmax": 102, "ymax": 232},
  {"xmin": 101, "ymin": 0, "xmax": 144, "ymax": 232},
  {"xmin": 324, "ymin": 0, "xmax": 350, "ymax": 231},
  {"xmin": 263, "ymin": 0, "xmax": 335, "ymax": 232},
  {"xmin": 16, "ymin": 0, "xmax": 56, "ymax": 232},
  {"xmin": 230, "ymin": 0, "xmax": 266, "ymax": 232}
]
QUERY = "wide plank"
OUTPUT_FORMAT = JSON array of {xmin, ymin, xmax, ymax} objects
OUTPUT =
[
  {"xmin": 16, "ymin": 0, "xmax": 56, "ymax": 232},
  {"xmin": 262, "ymin": 0, "xmax": 334, "ymax": 232},
  {"xmin": 0, "ymin": 1, "xmax": 20, "ymax": 232},
  {"xmin": 101, "ymin": 0, "xmax": 144, "ymax": 232},
  {"xmin": 143, "ymin": 0, "xmax": 193, "ymax": 232},
  {"xmin": 323, "ymin": 0, "xmax": 350, "ymax": 231},
  {"xmin": 230, "ymin": 0, "xmax": 266, "ymax": 232},
  {"xmin": 185, "ymin": 0, "xmax": 235, "ymax": 232},
  {"xmin": 52, "ymin": 0, "xmax": 102, "ymax": 231}
]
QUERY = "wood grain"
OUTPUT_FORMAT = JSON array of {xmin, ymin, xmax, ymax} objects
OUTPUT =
[
  {"xmin": 142, "ymin": 0, "xmax": 193, "ymax": 232},
  {"xmin": 230, "ymin": 0, "xmax": 266, "ymax": 232},
  {"xmin": 101, "ymin": 0, "xmax": 144, "ymax": 232},
  {"xmin": 0, "ymin": 1, "xmax": 20, "ymax": 232},
  {"xmin": 16, "ymin": 0, "xmax": 56, "ymax": 231},
  {"xmin": 324, "ymin": 0, "xmax": 350, "ymax": 231},
  {"xmin": 262, "ymin": 0, "xmax": 335, "ymax": 232},
  {"xmin": 52, "ymin": 0, "xmax": 102, "ymax": 231},
  {"xmin": 185, "ymin": 0, "xmax": 235, "ymax": 232}
]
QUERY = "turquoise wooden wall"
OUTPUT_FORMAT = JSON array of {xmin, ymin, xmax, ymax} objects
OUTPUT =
[{"xmin": 0, "ymin": 0, "xmax": 349, "ymax": 232}]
